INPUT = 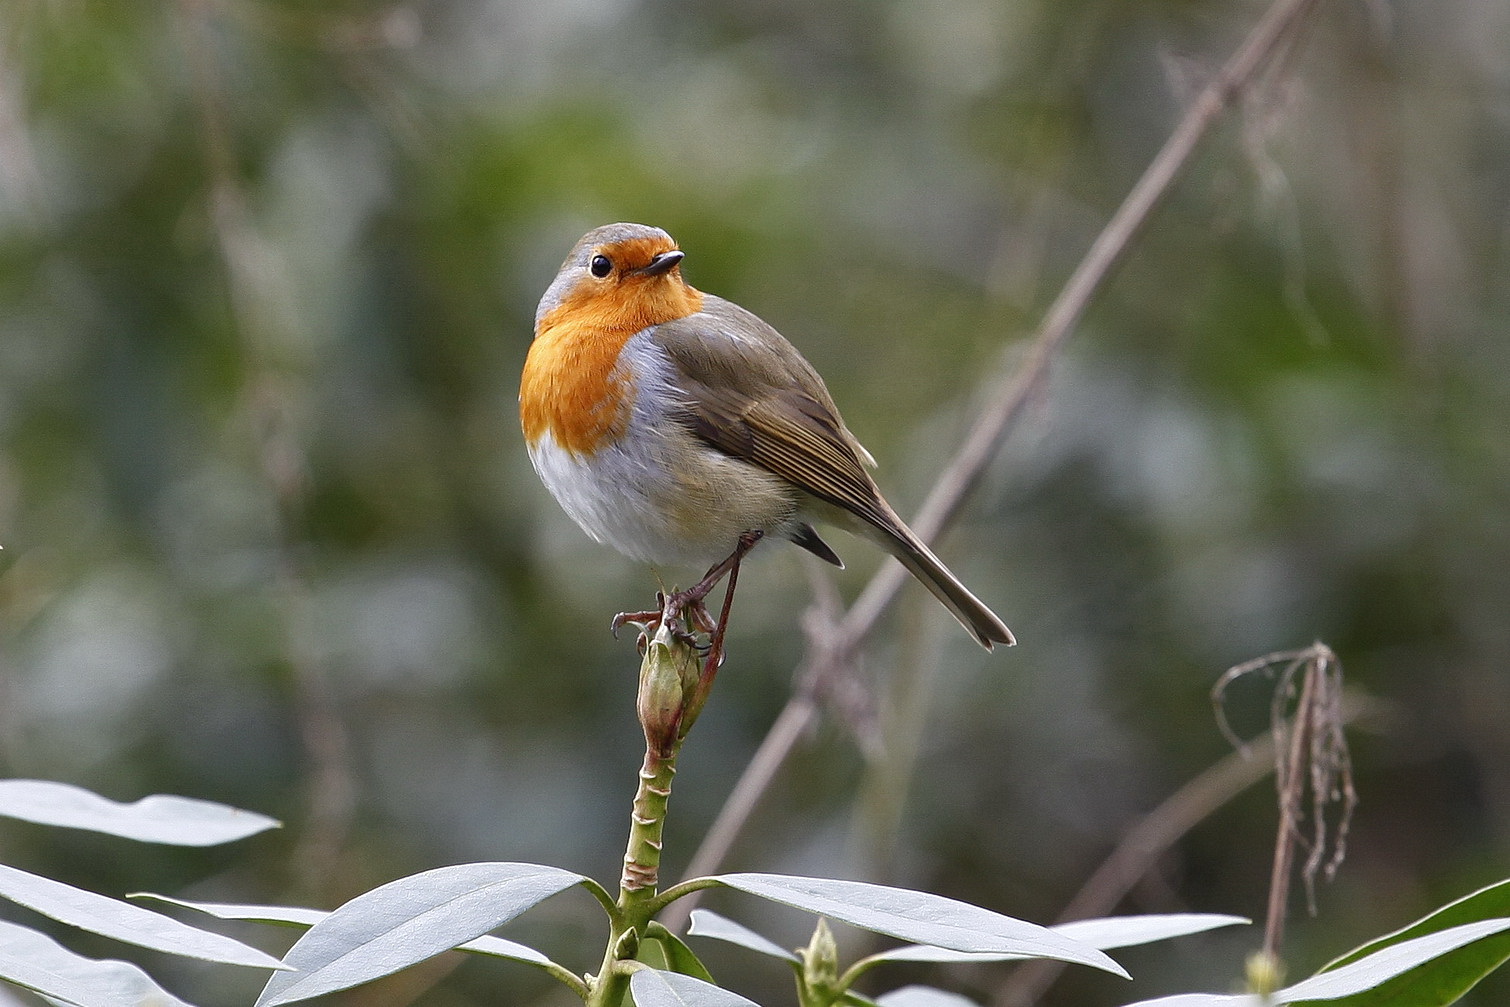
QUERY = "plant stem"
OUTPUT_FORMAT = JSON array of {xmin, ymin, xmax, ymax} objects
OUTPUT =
[
  {"xmin": 1263, "ymin": 660, "xmax": 1316, "ymax": 959},
  {"xmin": 587, "ymin": 623, "xmax": 697, "ymax": 1005},
  {"xmin": 587, "ymin": 742, "xmax": 684, "ymax": 1007},
  {"xmin": 622, "ymin": 743, "xmax": 680, "ymax": 901}
]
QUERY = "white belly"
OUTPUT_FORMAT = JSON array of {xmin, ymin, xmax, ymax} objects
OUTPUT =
[{"xmin": 526, "ymin": 332, "xmax": 799, "ymax": 567}]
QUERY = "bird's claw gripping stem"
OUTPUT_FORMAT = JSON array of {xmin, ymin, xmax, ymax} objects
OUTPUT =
[{"xmin": 610, "ymin": 530, "xmax": 765, "ymax": 653}]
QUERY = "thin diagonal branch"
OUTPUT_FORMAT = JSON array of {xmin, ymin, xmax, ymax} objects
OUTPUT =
[
  {"xmin": 845, "ymin": 0, "xmax": 1322, "ymax": 646},
  {"xmin": 665, "ymin": 0, "xmax": 1327, "ymax": 929}
]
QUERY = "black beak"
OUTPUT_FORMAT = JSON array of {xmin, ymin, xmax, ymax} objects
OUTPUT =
[{"xmin": 634, "ymin": 250, "xmax": 684, "ymax": 277}]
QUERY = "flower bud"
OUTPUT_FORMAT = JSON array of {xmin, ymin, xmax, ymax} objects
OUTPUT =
[
  {"xmin": 1245, "ymin": 950, "xmax": 1285, "ymax": 998},
  {"xmin": 638, "ymin": 624, "xmax": 695, "ymax": 755},
  {"xmin": 799, "ymin": 917, "xmax": 841, "ymax": 1001}
]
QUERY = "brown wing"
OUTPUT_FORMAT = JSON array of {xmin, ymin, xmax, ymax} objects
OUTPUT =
[
  {"xmin": 656, "ymin": 300, "xmax": 1015, "ymax": 650},
  {"xmin": 654, "ymin": 301, "xmax": 892, "ymax": 531}
]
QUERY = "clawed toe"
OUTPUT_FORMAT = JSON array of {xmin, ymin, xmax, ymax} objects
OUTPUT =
[
  {"xmin": 610, "ymin": 592, "xmax": 711, "ymax": 654},
  {"xmin": 613, "ymin": 530, "xmax": 765, "ymax": 674},
  {"xmin": 611, "ymin": 604, "xmax": 665, "ymax": 640}
]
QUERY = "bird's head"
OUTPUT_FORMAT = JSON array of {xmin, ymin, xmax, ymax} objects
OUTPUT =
[{"xmin": 535, "ymin": 223, "xmax": 701, "ymax": 336}]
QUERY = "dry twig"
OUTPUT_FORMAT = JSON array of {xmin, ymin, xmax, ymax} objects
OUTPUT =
[{"xmin": 1214, "ymin": 642, "xmax": 1357, "ymax": 957}]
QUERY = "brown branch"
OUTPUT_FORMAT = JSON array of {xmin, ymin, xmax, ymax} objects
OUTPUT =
[
  {"xmin": 846, "ymin": 0, "xmax": 1322, "ymax": 645},
  {"xmin": 667, "ymin": 0, "xmax": 1328, "ymax": 924}
]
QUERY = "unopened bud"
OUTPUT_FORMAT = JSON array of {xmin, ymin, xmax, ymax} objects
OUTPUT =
[
  {"xmin": 1245, "ymin": 950, "xmax": 1285, "ymax": 998},
  {"xmin": 799, "ymin": 917, "xmax": 841, "ymax": 1000},
  {"xmin": 637, "ymin": 624, "xmax": 695, "ymax": 754}
]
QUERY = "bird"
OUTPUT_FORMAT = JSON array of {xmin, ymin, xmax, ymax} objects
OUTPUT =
[{"xmin": 519, "ymin": 222, "xmax": 1014, "ymax": 650}]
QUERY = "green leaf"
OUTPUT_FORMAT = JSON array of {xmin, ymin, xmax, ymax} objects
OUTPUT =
[
  {"xmin": 0, "ymin": 918, "xmax": 196, "ymax": 1007},
  {"xmin": 0, "ymin": 864, "xmax": 286, "ymax": 970},
  {"xmin": 0, "ymin": 780, "xmax": 279, "ymax": 846},
  {"xmin": 254, "ymin": 862, "xmax": 586, "ymax": 1006},
  {"xmin": 1282, "ymin": 918, "xmax": 1510, "ymax": 1004},
  {"xmin": 628, "ymin": 968, "xmax": 760, "ymax": 1006},
  {"xmin": 1325, "ymin": 879, "xmax": 1510, "ymax": 970},
  {"xmin": 875, "ymin": 987, "xmax": 980, "ymax": 1007},
  {"xmin": 708, "ymin": 874, "xmax": 1127, "ymax": 978},
  {"xmin": 638, "ymin": 934, "xmax": 672, "ymax": 971},
  {"xmin": 1117, "ymin": 919, "xmax": 1510, "ymax": 1007},
  {"xmin": 131, "ymin": 894, "xmax": 554, "ymax": 965},
  {"xmin": 687, "ymin": 910, "xmax": 799, "ymax": 963},
  {"xmin": 645, "ymin": 921, "xmax": 718, "ymax": 983},
  {"xmin": 1301, "ymin": 878, "xmax": 1510, "ymax": 1006}
]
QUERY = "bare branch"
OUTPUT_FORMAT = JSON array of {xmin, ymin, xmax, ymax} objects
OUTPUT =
[{"xmin": 671, "ymin": 0, "xmax": 1330, "ymax": 909}]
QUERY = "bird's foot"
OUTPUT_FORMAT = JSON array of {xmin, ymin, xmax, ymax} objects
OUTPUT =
[
  {"xmin": 610, "ymin": 530, "xmax": 765, "ymax": 657},
  {"xmin": 611, "ymin": 592, "xmax": 712, "ymax": 653}
]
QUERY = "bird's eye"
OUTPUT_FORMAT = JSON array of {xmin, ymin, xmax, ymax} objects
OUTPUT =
[{"xmin": 589, "ymin": 254, "xmax": 612, "ymax": 278}]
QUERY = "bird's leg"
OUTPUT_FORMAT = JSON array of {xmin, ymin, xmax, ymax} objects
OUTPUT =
[
  {"xmin": 696, "ymin": 531, "xmax": 755, "ymax": 688},
  {"xmin": 610, "ymin": 531, "xmax": 765, "ymax": 647},
  {"xmin": 663, "ymin": 529, "xmax": 763, "ymax": 635}
]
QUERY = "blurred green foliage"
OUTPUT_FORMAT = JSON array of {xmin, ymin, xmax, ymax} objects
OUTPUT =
[{"xmin": 1, "ymin": 0, "xmax": 1508, "ymax": 1004}]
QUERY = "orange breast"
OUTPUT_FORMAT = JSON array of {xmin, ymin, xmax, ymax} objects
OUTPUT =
[{"xmin": 520, "ymin": 274, "xmax": 703, "ymax": 456}]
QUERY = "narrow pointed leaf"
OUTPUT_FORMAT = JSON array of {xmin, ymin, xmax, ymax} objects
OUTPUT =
[
  {"xmin": 628, "ymin": 968, "xmax": 760, "ymax": 1006},
  {"xmin": 866, "ymin": 914, "xmax": 1249, "ymax": 966},
  {"xmin": 0, "ymin": 919, "xmax": 196, "ymax": 1007},
  {"xmin": 131, "ymin": 894, "xmax": 327, "ymax": 929},
  {"xmin": 1055, "ymin": 914, "xmax": 1250, "ymax": 951},
  {"xmin": 255, "ymin": 862, "xmax": 585, "ymax": 1006},
  {"xmin": 0, "ymin": 865, "xmax": 286, "ymax": 969},
  {"xmin": 1279, "ymin": 918, "xmax": 1510, "ymax": 1003},
  {"xmin": 1301, "ymin": 879, "xmax": 1510, "ymax": 1006},
  {"xmin": 709, "ymin": 874, "xmax": 1127, "ymax": 977},
  {"xmin": 687, "ymin": 910, "xmax": 799, "ymax": 963},
  {"xmin": 131, "ymin": 894, "xmax": 554, "ymax": 965},
  {"xmin": 644, "ymin": 922, "xmax": 718, "ymax": 983},
  {"xmin": 1117, "ymin": 997, "xmax": 1256, "ymax": 1007},
  {"xmin": 452, "ymin": 933, "xmax": 559, "ymax": 965},
  {"xmin": 875, "ymin": 987, "xmax": 980, "ymax": 1007},
  {"xmin": 1320, "ymin": 879, "xmax": 1510, "ymax": 972},
  {"xmin": 0, "ymin": 780, "xmax": 278, "ymax": 846},
  {"xmin": 1117, "ymin": 920, "xmax": 1510, "ymax": 1006}
]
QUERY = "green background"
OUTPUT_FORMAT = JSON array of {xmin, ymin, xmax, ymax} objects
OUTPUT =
[{"xmin": 1, "ymin": 1, "xmax": 1507, "ymax": 1004}]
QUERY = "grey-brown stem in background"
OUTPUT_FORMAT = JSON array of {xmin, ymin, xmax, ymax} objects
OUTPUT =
[{"xmin": 662, "ymin": 0, "xmax": 1329, "ymax": 933}]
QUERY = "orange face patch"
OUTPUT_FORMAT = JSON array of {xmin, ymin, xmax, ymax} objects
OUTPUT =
[{"xmin": 520, "ymin": 240, "xmax": 704, "ymax": 455}]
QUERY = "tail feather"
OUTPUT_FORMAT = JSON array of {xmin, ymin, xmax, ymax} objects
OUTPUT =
[{"xmin": 870, "ymin": 519, "xmax": 1015, "ymax": 650}]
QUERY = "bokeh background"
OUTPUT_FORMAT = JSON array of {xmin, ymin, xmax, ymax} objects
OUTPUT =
[{"xmin": 2, "ymin": 0, "xmax": 1508, "ymax": 1004}]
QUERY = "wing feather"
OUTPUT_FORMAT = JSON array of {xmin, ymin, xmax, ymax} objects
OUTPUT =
[{"xmin": 654, "ymin": 303, "xmax": 890, "ymax": 530}]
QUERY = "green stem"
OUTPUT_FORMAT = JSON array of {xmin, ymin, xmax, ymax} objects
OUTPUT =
[
  {"xmin": 645, "ymin": 876, "xmax": 725, "ymax": 918},
  {"xmin": 544, "ymin": 961, "xmax": 592, "ymax": 1000},
  {"xmin": 586, "ymin": 629, "xmax": 697, "ymax": 1006},
  {"xmin": 586, "ymin": 745, "xmax": 683, "ymax": 1006},
  {"xmin": 621, "ymin": 743, "xmax": 680, "ymax": 906}
]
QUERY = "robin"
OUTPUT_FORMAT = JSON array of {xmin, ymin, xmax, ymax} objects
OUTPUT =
[{"xmin": 519, "ymin": 222, "xmax": 1014, "ymax": 650}]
